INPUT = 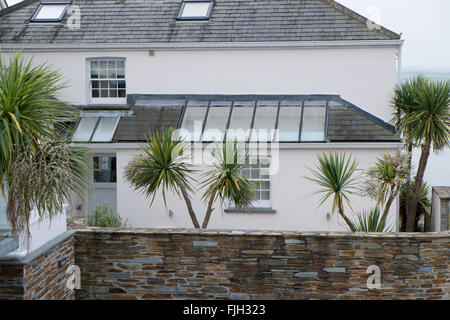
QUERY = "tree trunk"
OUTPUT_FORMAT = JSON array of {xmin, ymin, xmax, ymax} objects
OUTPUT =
[
  {"xmin": 174, "ymin": 178, "xmax": 200, "ymax": 229},
  {"xmin": 381, "ymin": 193, "xmax": 396, "ymax": 225},
  {"xmin": 406, "ymin": 141, "xmax": 431, "ymax": 232},
  {"xmin": 404, "ymin": 141, "xmax": 413, "ymax": 229},
  {"xmin": 202, "ymin": 195, "xmax": 215, "ymax": 229},
  {"xmin": 338, "ymin": 199, "xmax": 356, "ymax": 232}
]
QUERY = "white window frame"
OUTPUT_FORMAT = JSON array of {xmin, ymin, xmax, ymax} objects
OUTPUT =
[
  {"xmin": 87, "ymin": 58, "xmax": 127, "ymax": 105},
  {"xmin": 177, "ymin": 0, "xmax": 214, "ymax": 21},
  {"xmin": 240, "ymin": 157, "xmax": 272, "ymax": 208},
  {"xmin": 30, "ymin": 2, "xmax": 70, "ymax": 23}
]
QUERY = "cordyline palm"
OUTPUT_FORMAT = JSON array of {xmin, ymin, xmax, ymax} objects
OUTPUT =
[
  {"xmin": 0, "ymin": 52, "xmax": 89, "ymax": 237},
  {"xmin": 395, "ymin": 77, "xmax": 450, "ymax": 231},
  {"xmin": 363, "ymin": 153, "xmax": 408, "ymax": 226},
  {"xmin": 7, "ymin": 140, "xmax": 90, "ymax": 238},
  {"xmin": 123, "ymin": 128, "xmax": 201, "ymax": 228},
  {"xmin": 392, "ymin": 76, "xmax": 426, "ymax": 230},
  {"xmin": 0, "ymin": 53, "xmax": 70, "ymax": 187},
  {"xmin": 200, "ymin": 141, "xmax": 256, "ymax": 228},
  {"xmin": 306, "ymin": 152, "xmax": 358, "ymax": 232},
  {"xmin": 399, "ymin": 180, "xmax": 430, "ymax": 232}
]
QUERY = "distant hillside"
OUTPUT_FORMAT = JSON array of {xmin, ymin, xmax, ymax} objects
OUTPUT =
[{"xmin": 401, "ymin": 70, "xmax": 450, "ymax": 82}]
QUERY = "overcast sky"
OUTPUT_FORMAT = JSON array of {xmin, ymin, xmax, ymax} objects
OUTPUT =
[{"xmin": 337, "ymin": 0, "xmax": 450, "ymax": 70}]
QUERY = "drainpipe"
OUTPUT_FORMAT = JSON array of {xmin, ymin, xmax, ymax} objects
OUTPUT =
[{"xmin": 397, "ymin": 34, "xmax": 404, "ymax": 85}]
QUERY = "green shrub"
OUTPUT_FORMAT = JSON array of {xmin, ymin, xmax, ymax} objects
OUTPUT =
[{"xmin": 87, "ymin": 203, "xmax": 129, "ymax": 228}]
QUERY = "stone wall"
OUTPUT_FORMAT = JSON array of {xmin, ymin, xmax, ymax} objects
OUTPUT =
[
  {"xmin": 75, "ymin": 229, "xmax": 450, "ymax": 300},
  {"xmin": 0, "ymin": 232, "xmax": 75, "ymax": 300}
]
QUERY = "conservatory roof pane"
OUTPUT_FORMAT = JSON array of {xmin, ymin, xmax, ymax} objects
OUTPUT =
[
  {"xmin": 277, "ymin": 106, "xmax": 302, "ymax": 142},
  {"xmin": 202, "ymin": 101, "xmax": 231, "ymax": 142},
  {"xmin": 72, "ymin": 117, "xmax": 98, "ymax": 142},
  {"xmin": 226, "ymin": 101, "xmax": 255, "ymax": 142},
  {"xmin": 301, "ymin": 106, "xmax": 326, "ymax": 142},
  {"xmin": 91, "ymin": 117, "xmax": 120, "ymax": 142},
  {"xmin": 250, "ymin": 102, "xmax": 278, "ymax": 142},
  {"xmin": 180, "ymin": 104, "xmax": 208, "ymax": 141}
]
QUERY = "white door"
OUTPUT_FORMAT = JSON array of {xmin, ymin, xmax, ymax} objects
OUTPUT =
[{"xmin": 90, "ymin": 155, "xmax": 117, "ymax": 213}]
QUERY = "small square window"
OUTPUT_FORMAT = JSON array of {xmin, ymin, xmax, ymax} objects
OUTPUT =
[
  {"xmin": 178, "ymin": 0, "xmax": 213, "ymax": 20},
  {"xmin": 31, "ymin": 3, "xmax": 70, "ymax": 22}
]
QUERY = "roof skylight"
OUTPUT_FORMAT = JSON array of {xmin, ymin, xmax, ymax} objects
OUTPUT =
[
  {"xmin": 178, "ymin": 98, "xmax": 328, "ymax": 143},
  {"xmin": 72, "ymin": 116, "xmax": 120, "ymax": 143},
  {"xmin": 177, "ymin": 0, "xmax": 213, "ymax": 20},
  {"xmin": 31, "ymin": 2, "xmax": 70, "ymax": 22}
]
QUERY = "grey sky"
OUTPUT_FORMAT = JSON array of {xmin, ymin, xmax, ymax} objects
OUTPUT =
[{"xmin": 337, "ymin": 0, "xmax": 450, "ymax": 70}]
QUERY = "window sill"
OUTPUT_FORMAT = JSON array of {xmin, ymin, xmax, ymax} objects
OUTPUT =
[{"xmin": 224, "ymin": 208, "xmax": 276, "ymax": 214}]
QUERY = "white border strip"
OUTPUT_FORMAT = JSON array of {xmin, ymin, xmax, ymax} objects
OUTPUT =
[
  {"xmin": 72, "ymin": 142, "xmax": 404, "ymax": 150},
  {"xmin": 0, "ymin": 40, "xmax": 404, "ymax": 52}
]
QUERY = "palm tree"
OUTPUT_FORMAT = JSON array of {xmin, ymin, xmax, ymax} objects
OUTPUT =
[
  {"xmin": 123, "ymin": 128, "xmax": 201, "ymax": 228},
  {"xmin": 395, "ymin": 77, "xmax": 450, "ymax": 231},
  {"xmin": 399, "ymin": 180, "xmax": 431, "ymax": 232},
  {"xmin": 306, "ymin": 152, "xmax": 358, "ymax": 232},
  {"xmin": 362, "ymin": 153, "xmax": 409, "ymax": 225},
  {"xmin": 392, "ymin": 76, "xmax": 427, "ymax": 223},
  {"xmin": 200, "ymin": 141, "xmax": 256, "ymax": 228},
  {"xmin": 6, "ymin": 140, "xmax": 90, "ymax": 237},
  {"xmin": 0, "ymin": 53, "xmax": 69, "ymax": 189},
  {"xmin": 0, "ymin": 53, "xmax": 89, "ymax": 237}
]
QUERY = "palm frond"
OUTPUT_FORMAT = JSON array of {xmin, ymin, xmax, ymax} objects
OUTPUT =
[{"xmin": 201, "ymin": 141, "xmax": 256, "ymax": 209}]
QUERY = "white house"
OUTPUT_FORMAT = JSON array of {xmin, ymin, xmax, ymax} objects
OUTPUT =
[{"xmin": 0, "ymin": 0, "xmax": 404, "ymax": 232}]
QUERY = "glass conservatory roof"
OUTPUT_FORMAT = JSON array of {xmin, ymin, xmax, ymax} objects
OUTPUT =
[
  {"xmin": 72, "ymin": 113, "xmax": 121, "ymax": 143},
  {"xmin": 177, "ymin": 96, "xmax": 329, "ymax": 142}
]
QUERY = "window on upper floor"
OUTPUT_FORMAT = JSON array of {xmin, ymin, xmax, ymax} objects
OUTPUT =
[
  {"xmin": 30, "ymin": 2, "xmax": 70, "ymax": 22},
  {"xmin": 87, "ymin": 58, "xmax": 126, "ymax": 105},
  {"xmin": 177, "ymin": 0, "xmax": 213, "ymax": 21}
]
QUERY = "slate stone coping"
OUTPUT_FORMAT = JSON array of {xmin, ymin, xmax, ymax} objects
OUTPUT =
[
  {"xmin": 224, "ymin": 208, "xmax": 277, "ymax": 214},
  {"xmin": 75, "ymin": 227, "xmax": 450, "ymax": 240},
  {"xmin": 0, "ymin": 230, "xmax": 75, "ymax": 265},
  {"xmin": 0, "ymin": 237, "xmax": 18, "ymax": 257}
]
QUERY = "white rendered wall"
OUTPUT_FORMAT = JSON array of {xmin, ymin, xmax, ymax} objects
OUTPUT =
[
  {"xmin": 4, "ymin": 46, "xmax": 398, "ymax": 122},
  {"xmin": 116, "ymin": 145, "xmax": 400, "ymax": 232}
]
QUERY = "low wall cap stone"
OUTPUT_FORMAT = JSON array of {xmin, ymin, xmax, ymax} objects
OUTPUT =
[{"xmin": 73, "ymin": 227, "xmax": 450, "ymax": 240}]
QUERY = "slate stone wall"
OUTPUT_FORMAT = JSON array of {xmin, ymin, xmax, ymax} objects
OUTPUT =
[
  {"xmin": 75, "ymin": 229, "xmax": 450, "ymax": 300},
  {"xmin": 0, "ymin": 234, "xmax": 75, "ymax": 300}
]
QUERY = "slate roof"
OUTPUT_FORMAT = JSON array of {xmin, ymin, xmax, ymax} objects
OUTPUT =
[
  {"xmin": 106, "ymin": 94, "xmax": 400, "ymax": 143},
  {"xmin": 0, "ymin": 0, "xmax": 400, "ymax": 44}
]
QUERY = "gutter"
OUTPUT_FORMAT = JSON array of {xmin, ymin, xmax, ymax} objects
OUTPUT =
[
  {"xmin": 72, "ymin": 142, "xmax": 404, "ymax": 150},
  {"xmin": 0, "ymin": 40, "xmax": 405, "ymax": 52}
]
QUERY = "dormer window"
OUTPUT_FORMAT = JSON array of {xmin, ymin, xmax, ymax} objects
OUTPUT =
[
  {"xmin": 177, "ymin": 0, "xmax": 213, "ymax": 21},
  {"xmin": 31, "ymin": 2, "xmax": 70, "ymax": 22}
]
